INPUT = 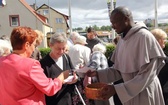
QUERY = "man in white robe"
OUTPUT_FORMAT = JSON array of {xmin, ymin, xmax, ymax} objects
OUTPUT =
[{"xmin": 93, "ymin": 6, "xmax": 166, "ymax": 105}]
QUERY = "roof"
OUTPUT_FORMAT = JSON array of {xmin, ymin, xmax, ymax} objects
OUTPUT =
[
  {"xmin": 96, "ymin": 31, "xmax": 110, "ymax": 36},
  {"xmin": 36, "ymin": 4, "xmax": 69, "ymax": 19},
  {"xmin": 36, "ymin": 4, "xmax": 69, "ymax": 28},
  {"xmin": 19, "ymin": 0, "xmax": 50, "ymax": 27}
]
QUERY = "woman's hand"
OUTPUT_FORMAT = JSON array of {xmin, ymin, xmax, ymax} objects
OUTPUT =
[
  {"xmin": 65, "ymin": 72, "xmax": 78, "ymax": 84},
  {"xmin": 57, "ymin": 70, "xmax": 69, "ymax": 83}
]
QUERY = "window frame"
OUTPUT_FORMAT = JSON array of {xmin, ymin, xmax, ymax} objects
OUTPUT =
[
  {"xmin": 9, "ymin": 15, "xmax": 20, "ymax": 27},
  {"xmin": 43, "ymin": 10, "xmax": 49, "ymax": 15},
  {"xmin": 56, "ymin": 28, "xmax": 63, "ymax": 32},
  {"xmin": 56, "ymin": 18, "xmax": 63, "ymax": 24}
]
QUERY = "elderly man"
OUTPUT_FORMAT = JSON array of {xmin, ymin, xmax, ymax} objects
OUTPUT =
[{"xmin": 67, "ymin": 31, "xmax": 80, "ymax": 48}]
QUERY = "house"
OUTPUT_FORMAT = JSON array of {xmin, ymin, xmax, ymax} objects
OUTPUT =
[
  {"xmin": 36, "ymin": 4, "xmax": 69, "ymax": 34},
  {"xmin": 0, "ymin": 0, "xmax": 52, "ymax": 48},
  {"xmin": 96, "ymin": 31, "xmax": 110, "ymax": 43}
]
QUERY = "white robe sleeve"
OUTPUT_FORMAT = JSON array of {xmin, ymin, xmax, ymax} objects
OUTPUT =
[
  {"xmin": 114, "ymin": 58, "xmax": 165, "ymax": 103},
  {"xmin": 97, "ymin": 67, "xmax": 122, "ymax": 83}
]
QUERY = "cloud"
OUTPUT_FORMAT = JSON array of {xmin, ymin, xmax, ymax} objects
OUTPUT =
[{"xmin": 26, "ymin": 0, "xmax": 168, "ymax": 28}]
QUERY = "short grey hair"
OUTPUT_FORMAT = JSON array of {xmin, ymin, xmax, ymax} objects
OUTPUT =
[
  {"xmin": 69, "ymin": 32, "xmax": 80, "ymax": 39},
  {"xmin": 50, "ymin": 32, "xmax": 67, "ymax": 45},
  {"xmin": 92, "ymin": 43, "xmax": 106, "ymax": 54},
  {"xmin": 0, "ymin": 39, "xmax": 12, "ymax": 56}
]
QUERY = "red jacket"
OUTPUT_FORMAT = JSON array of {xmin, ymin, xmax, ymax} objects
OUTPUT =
[{"xmin": 0, "ymin": 54, "xmax": 62, "ymax": 105}]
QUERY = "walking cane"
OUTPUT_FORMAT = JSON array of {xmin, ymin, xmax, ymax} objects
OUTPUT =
[
  {"xmin": 74, "ymin": 85, "xmax": 86, "ymax": 105},
  {"xmin": 70, "ymin": 69, "xmax": 86, "ymax": 105}
]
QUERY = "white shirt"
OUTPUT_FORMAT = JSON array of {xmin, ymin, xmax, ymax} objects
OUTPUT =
[
  {"xmin": 68, "ymin": 44, "xmax": 91, "ymax": 69},
  {"xmin": 53, "ymin": 56, "xmax": 63, "ymax": 70}
]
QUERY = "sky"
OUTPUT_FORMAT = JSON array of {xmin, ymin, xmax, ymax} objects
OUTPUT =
[{"xmin": 25, "ymin": 0, "xmax": 168, "ymax": 29}]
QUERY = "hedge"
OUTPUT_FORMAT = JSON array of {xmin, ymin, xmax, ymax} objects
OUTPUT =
[
  {"xmin": 105, "ymin": 43, "xmax": 116, "ymax": 59},
  {"xmin": 39, "ymin": 47, "xmax": 51, "ymax": 58},
  {"xmin": 163, "ymin": 42, "xmax": 168, "ymax": 56}
]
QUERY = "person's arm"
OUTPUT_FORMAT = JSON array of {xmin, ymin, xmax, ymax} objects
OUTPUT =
[
  {"xmin": 115, "ymin": 58, "xmax": 165, "ymax": 103},
  {"xmin": 97, "ymin": 67, "xmax": 121, "ymax": 83},
  {"xmin": 86, "ymin": 67, "xmax": 122, "ymax": 83},
  {"xmin": 28, "ymin": 60, "xmax": 69, "ymax": 96}
]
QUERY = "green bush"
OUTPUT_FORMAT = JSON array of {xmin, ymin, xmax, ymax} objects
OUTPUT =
[
  {"xmin": 105, "ymin": 44, "xmax": 116, "ymax": 59},
  {"xmin": 163, "ymin": 42, "xmax": 168, "ymax": 55},
  {"xmin": 39, "ymin": 48, "xmax": 51, "ymax": 58}
]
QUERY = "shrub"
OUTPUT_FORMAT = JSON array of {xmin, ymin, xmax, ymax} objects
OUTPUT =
[
  {"xmin": 39, "ymin": 47, "xmax": 51, "ymax": 58},
  {"xmin": 163, "ymin": 42, "xmax": 168, "ymax": 55},
  {"xmin": 105, "ymin": 43, "xmax": 116, "ymax": 59}
]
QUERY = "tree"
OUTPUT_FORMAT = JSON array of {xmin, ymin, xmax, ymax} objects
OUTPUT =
[{"xmin": 93, "ymin": 25, "xmax": 100, "ymax": 31}]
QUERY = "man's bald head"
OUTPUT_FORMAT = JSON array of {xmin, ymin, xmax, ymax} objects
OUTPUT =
[
  {"xmin": 111, "ymin": 6, "xmax": 133, "ymax": 21},
  {"xmin": 110, "ymin": 6, "xmax": 135, "ymax": 34}
]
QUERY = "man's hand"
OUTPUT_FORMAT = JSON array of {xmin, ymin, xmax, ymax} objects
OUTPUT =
[
  {"xmin": 99, "ymin": 84, "xmax": 116, "ymax": 100},
  {"xmin": 86, "ymin": 70, "xmax": 97, "ymax": 77}
]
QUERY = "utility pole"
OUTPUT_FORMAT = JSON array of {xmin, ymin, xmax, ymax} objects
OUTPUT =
[
  {"xmin": 35, "ymin": 0, "xmax": 38, "ymax": 29},
  {"xmin": 68, "ymin": 0, "xmax": 72, "ymax": 34},
  {"xmin": 110, "ymin": 0, "xmax": 116, "ymax": 40},
  {"xmin": 155, "ymin": 0, "xmax": 158, "ymax": 28},
  {"xmin": 48, "ymin": 0, "xmax": 52, "ymax": 33}
]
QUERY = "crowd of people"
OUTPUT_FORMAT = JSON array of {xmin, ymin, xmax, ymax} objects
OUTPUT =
[{"xmin": 0, "ymin": 6, "xmax": 168, "ymax": 105}]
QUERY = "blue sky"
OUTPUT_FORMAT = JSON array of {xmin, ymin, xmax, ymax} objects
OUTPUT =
[{"xmin": 26, "ymin": 0, "xmax": 168, "ymax": 28}]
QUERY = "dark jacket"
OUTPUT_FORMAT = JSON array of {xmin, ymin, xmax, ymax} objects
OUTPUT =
[
  {"xmin": 86, "ymin": 37, "xmax": 102, "ymax": 51},
  {"xmin": 40, "ymin": 54, "xmax": 75, "ymax": 105},
  {"xmin": 158, "ymin": 56, "xmax": 168, "ymax": 104}
]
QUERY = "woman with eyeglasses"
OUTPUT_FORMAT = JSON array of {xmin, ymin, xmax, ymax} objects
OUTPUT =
[
  {"xmin": 151, "ymin": 28, "xmax": 168, "ymax": 104},
  {"xmin": 0, "ymin": 26, "xmax": 76, "ymax": 105}
]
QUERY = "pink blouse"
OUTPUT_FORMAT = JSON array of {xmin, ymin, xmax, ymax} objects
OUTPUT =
[{"xmin": 0, "ymin": 54, "xmax": 62, "ymax": 105}]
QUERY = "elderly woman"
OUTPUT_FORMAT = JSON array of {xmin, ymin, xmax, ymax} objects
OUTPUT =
[
  {"xmin": 31, "ymin": 30, "xmax": 44, "ymax": 60},
  {"xmin": 40, "ymin": 32, "xmax": 77, "ymax": 105},
  {"xmin": 84, "ymin": 43, "xmax": 113, "ymax": 105},
  {"xmin": 0, "ymin": 26, "xmax": 76, "ymax": 105},
  {"xmin": 151, "ymin": 28, "xmax": 168, "ymax": 104},
  {"xmin": 84, "ymin": 43, "xmax": 108, "ymax": 86},
  {"xmin": 0, "ymin": 39, "xmax": 12, "ymax": 56},
  {"xmin": 88, "ymin": 43, "xmax": 108, "ymax": 70},
  {"xmin": 151, "ymin": 28, "xmax": 167, "ymax": 49}
]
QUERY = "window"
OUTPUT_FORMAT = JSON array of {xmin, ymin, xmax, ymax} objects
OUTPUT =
[
  {"xmin": 9, "ymin": 15, "xmax": 20, "ymax": 27},
  {"xmin": 56, "ymin": 28, "xmax": 63, "ymax": 32},
  {"xmin": 56, "ymin": 18, "xmax": 63, "ymax": 24},
  {"xmin": 46, "ymin": 18, "xmax": 49, "ymax": 24},
  {"xmin": 43, "ymin": 10, "xmax": 49, "ymax": 15},
  {"xmin": 37, "ymin": 11, "xmax": 40, "ymax": 14}
]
